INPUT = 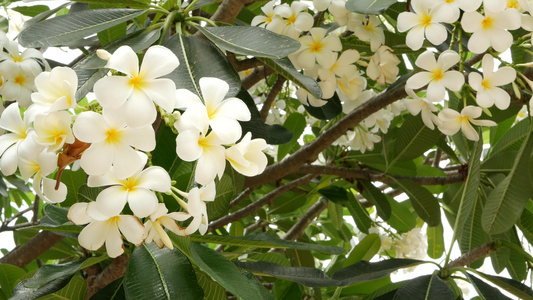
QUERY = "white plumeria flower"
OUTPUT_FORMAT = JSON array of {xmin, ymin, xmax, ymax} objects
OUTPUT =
[
  {"xmin": 364, "ymin": 108, "xmax": 394, "ymax": 134},
  {"xmin": 468, "ymin": 54, "xmax": 516, "ymax": 110},
  {"xmin": 32, "ymin": 111, "xmax": 74, "ymax": 152},
  {"xmin": 94, "ymin": 45, "xmax": 179, "ymax": 128},
  {"xmin": 348, "ymin": 126, "xmax": 381, "ymax": 153},
  {"xmin": 68, "ymin": 202, "xmax": 145, "ymax": 258},
  {"xmin": 0, "ymin": 39, "xmax": 45, "ymax": 76},
  {"xmin": 0, "ymin": 103, "xmax": 37, "ymax": 175},
  {"xmin": 319, "ymin": 49, "xmax": 360, "ymax": 80},
  {"xmin": 225, "ymin": 132, "xmax": 267, "ymax": 177},
  {"xmin": 144, "ymin": 203, "xmax": 190, "ymax": 249},
  {"xmin": 461, "ymin": 6, "xmax": 521, "ymax": 53},
  {"xmin": 329, "ymin": 0, "xmax": 358, "ymax": 27},
  {"xmin": 397, "ymin": 0, "xmax": 456, "ymax": 50},
  {"xmin": 406, "ymin": 50, "xmax": 464, "ymax": 101},
  {"xmin": 87, "ymin": 153, "xmax": 171, "ymax": 218},
  {"xmin": 72, "ymin": 108, "xmax": 155, "ymax": 179},
  {"xmin": 175, "ymin": 77, "xmax": 251, "ymax": 144},
  {"xmin": 31, "ymin": 67, "xmax": 78, "ymax": 112},
  {"xmin": 276, "ymin": 2, "xmax": 314, "ymax": 39},
  {"xmin": 404, "ymin": 89, "xmax": 441, "ymax": 130},
  {"xmin": 295, "ymin": 28, "xmax": 342, "ymax": 69},
  {"xmin": 366, "ymin": 45, "xmax": 400, "ymax": 85},
  {"xmin": 173, "ymin": 183, "xmax": 216, "ymax": 235},
  {"xmin": 349, "ymin": 15, "xmax": 385, "ymax": 52},
  {"xmin": 336, "ymin": 72, "xmax": 367, "ymax": 102},
  {"xmin": 1, "ymin": 62, "xmax": 36, "ymax": 107},
  {"xmin": 18, "ymin": 143, "xmax": 67, "ymax": 203},
  {"xmin": 296, "ymin": 86, "xmax": 328, "ymax": 107},
  {"xmin": 438, "ymin": 106, "xmax": 497, "ymax": 141},
  {"xmin": 251, "ymin": 1, "xmax": 286, "ymax": 34},
  {"xmin": 342, "ymin": 89, "xmax": 375, "ymax": 114}
]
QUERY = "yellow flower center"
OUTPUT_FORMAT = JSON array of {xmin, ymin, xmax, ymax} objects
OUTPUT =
[
  {"xmin": 459, "ymin": 115, "xmax": 471, "ymax": 123},
  {"xmin": 310, "ymin": 41, "xmax": 323, "ymax": 53},
  {"xmin": 287, "ymin": 13, "xmax": 296, "ymax": 25},
  {"xmin": 129, "ymin": 75, "xmax": 145, "ymax": 90},
  {"xmin": 121, "ymin": 177, "xmax": 139, "ymax": 192},
  {"xmin": 420, "ymin": 13, "xmax": 432, "ymax": 27},
  {"xmin": 507, "ymin": 0, "xmax": 519, "ymax": 8},
  {"xmin": 12, "ymin": 55, "xmax": 22, "ymax": 63},
  {"xmin": 445, "ymin": 0, "xmax": 455, "ymax": 3},
  {"xmin": 105, "ymin": 128, "xmax": 122, "ymax": 145},
  {"xmin": 14, "ymin": 74, "xmax": 25, "ymax": 85},
  {"xmin": 481, "ymin": 78, "xmax": 491, "ymax": 90},
  {"xmin": 481, "ymin": 17, "xmax": 493, "ymax": 30},
  {"xmin": 431, "ymin": 69, "xmax": 444, "ymax": 81}
]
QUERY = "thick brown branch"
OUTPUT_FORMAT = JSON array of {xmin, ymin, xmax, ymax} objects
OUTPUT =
[
  {"xmin": 210, "ymin": 0, "xmax": 258, "ymax": 24},
  {"xmin": 208, "ymin": 174, "xmax": 317, "ymax": 232},
  {"xmin": 85, "ymin": 253, "xmax": 130, "ymax": 299},
  {"xmin": 283, "ymin": 198, "xmax": 328, "ymax": 241},
  {"xmin": 261, "ymin": 76, "xmax": 286, "ymax": 121},
  {"xmin": 0, "ymin": 231, "xmax": 65, "ymax": 267},
  {"xmin": 447, "ymin": 242, "xmax": 499, "ymax": 269},
  {"xmin": 294, "ymin": 165, "xmax": 465, "ymax": 185}
]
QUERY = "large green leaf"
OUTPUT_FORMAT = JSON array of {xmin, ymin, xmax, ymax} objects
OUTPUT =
[
  {"xmin": 389, "ymin": 115, "xmax": 441, "ymax": 168},
  {"xmin": 466, "ymin": 273, "xmax": 512, "ymax": 300},
  {"xmin": 469, "ymin": 270, "xmax": 533, "ymax": 300},
  {"xmin": 482, "ymin": 128, "xmax": 533, "ymax": 234},
  {"xmin": 458, "ymin": 192, "xmax": 487, "ymax": 268},
  {"xmin": 11, "ymin": 5, "xmax": 49, "ymax": 17},
  {"xmin": 358, "ymin": 180, "xmax": 391, "ymax": 220},
  {"xmin": 195, "ymin": 271, "xmax": 226, "ymax": 300},
  {"xmin": 190, "ymin": 232, "xmax": 345, "ymax": 254},
  {"xmin": 189, "ymin": 243, "xmax": 274, "ymax": 300},
  {"xmin": 89, "ymin": 277, "xmax": 125, "ymax": 300},
  {"xmin": 426, "ymin": 223, "xmax": 444, "ymax": 259},
  {"xmin": 387, "ymin": 197, "xmax": 417, "ymax": 233},
  {"xmin": 345, "ymin": 0, "xmax": 397, "ymax": 14},
  {"xmin": 331, "ymin": 259, "xmax": 425, "ymax": 286},
  {"xmin": 206, "ymin": 174, "xmax": 234, "ymax": 221},
  {"xmin": 483, "ymin": 118, "xmax": 530, "ymax": 168},
  {"xmin": 393, "ymin": 274, "xmax": 454, "ymax": 300},
  {"xmin": 71, "ymin": 0, "xmax": 151, "ymax": 7},
  {"xmin": 38, "ymin": 276, "xmax": 86, "ymax": 300},
  {"xmin": 0, "ymin": 264, "xmax": 26, "ymax": 298},
  {"xmin": 19, "ymin": 9, "xmax": 146, "ymax": 47},
  {"xmin": 518, "ymin": 208, "xmax": 533, "ymax": 246},
  {"xmin": 277, "ymin": 113, "xmax": 306, "ymax": 160},
  {"xmin": 346, "ymin": 191, "xmax": 372, "ymax": 234},
  {"xmin": 389, "ymin": 179, "xmax": 441, "ymax": 227},
  {"xmin": 196, "ymin": 26, "xmax": 300, "ymax": 59},
  {"xmin": 258, "ymin": 57, "xmax": 322, "ymax": 99},
  {"xmin": 124, "ymin": 243, "xmax": 203, "ymax": 300},
  {"xmin": 343, "ymin": 234, "xmax": 381, "ymax": 267},
  {"xmin": 165, "ymin": 33, "xmax": 241, "ymax": 97}
]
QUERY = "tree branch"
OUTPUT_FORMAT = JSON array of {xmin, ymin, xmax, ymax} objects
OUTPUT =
[
  {"xmin": 208, "ymin": 174, "xmax": 317, "ymax": 232},
  {"xmin": 294, "ymin": 165, "xmax": 466, "ymax": 185},
  {"xmin": 228, "ymin": 187, "xmax": 255, "ymax": 209},
  {"xmin": 261, "ymin": 76, "xmax": 286, "ymax": 121},
  {"xmin": 283, "ymin": 198, "xmax": 328, "ymax": 241},
  {"xmin": 242, "ymin": 66, "xmax": 274, "ymax": 90},
  {"xmin": 85, "ymin": 253, "xmax": 130, "ymax": 299},
  {"xmin": 245, "ymin": 78, "xmax": 409, "ymax": 188},
  {"xmin": 210, "ymin": 0, "xmax": 258, "ymax": 24},
  {"xmin": 447, "ymin": 242, "xmax": 499, "ymax": 269},
  {"xmin": 0, "ymin": 231, "xmax": 65, "ymax": 267}
]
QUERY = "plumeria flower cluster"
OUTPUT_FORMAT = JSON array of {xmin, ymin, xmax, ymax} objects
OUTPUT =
[
  {"xmin": 361, "ymin": 227, "xmax": 428, "ymax": 260},
  {"xmin": 0, "ymin": 41, "xmax": 269, "ymax": 258}
]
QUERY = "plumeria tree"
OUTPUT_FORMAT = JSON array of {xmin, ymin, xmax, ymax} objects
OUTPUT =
[{"xmin": 0, "ymin": 0, "xmax": 532, "ymax": 299}]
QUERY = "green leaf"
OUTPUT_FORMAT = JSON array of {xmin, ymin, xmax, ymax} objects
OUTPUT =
[
  {"xmin": 345, "ymin": 0, "xmax": 397, "ymax": 14},
  {"xmin": 482, "ymin": 128, "xmax": 533, "ymax": 235},
  {"xmin": 358, "ymin": 180, "xmax": 391, "ymax": 220},
  {"xmin": 453, "ymin": 136, "xmax": 482, "ymax": 242},
  {"xmin": 195, "ymin": 271, "xmax": 226, "ymax": 300},
  {"xmin": 165, "ymin": 33, "xmax": 241, "ymax": 97},
  {"xmin": 191, "ymin": 232, "xmax": 345, "ymax": 254},
  {"xmin": 458, "ymin": 192, "xmax": 487, "ymax": 268},
  {"xmin": 389, "ymin": 179, "xmax": 441, "ymax": 227},
  {"xmin": 11, "ymin": 5, "xmax": 49, "ymax": 17},
  {"xmin": 19, "ymin": 9, "xmax": 147, "ymax": 47},
  {"xmin": 393, "ymin": 274, "xmax": 454, "ymax": 300},
  {"xmin": 60, "ymin": 168, "xmax": 87, "ymax": 207},
  {"xmin": 196, "ymin": 26, "xmax": 300, "ymax": 59},
  {"xmin": 89, "ymin": 277, "xmax": 125, "ymax": 300},
  {"xmin": 124, "ymin": 243, "xmax": 203, "ymax": 300},
  {"xmin": 389, "ymin": 115, "xmax": 441, "ymax": 168},
  {"xmin": 38, "ymin": 276, "xmax": 86, "ymax": 300},
  {"xmin": 343, "ymin": 234, "xmax": 381, "ymax": 267},
  {"xmin": 426, "ymin": 224, "xmax": 444, "ymax": 259},
  {"xmin": 98, "ymin": 22, "xmax": 126, "ymax": 46},
  {"xmin": 0, "ymin": 264, "xmax": 26, "ymax": 298},
  {"xmin": 190, "ymin": 243, "xmax": 274, "ymax": 300},
  {"xmin": 43, "ymin": 205, "xmax": 70, "ymax": 225},
  {"xmin": 258, "ymin": 57, "xmax": 322, "ymax": 99},
  {"xmin": 234, "ymin": 261, "xmax": 338, "ymax": 287},
  {"xmin": 206, "ymin": 174, "xmax": 234, "ymax": 221},
  {"xmin": 483, "ymin": 118, "xmax": 530, "ymax": 168},
  {"xmin": 466, "ymin": 273, "xmax": 512, "ymax": 300},
  {"xmin": 387, "ymin": 197, "xmax": 417, "ymax": 233},
  {"xmin": 70, "ymin": 0, "xmax": 151, "ymax": 7},
  {"xmin": 277, "ymin": 113, "xmax": 306, "ymax": 160},
  {"xmin": 518, "ymin": 208, "xmax": 533, "ymax": 246},
  {"xmin": 469, "ymin": 271, "xmax": 533, "ymax": 300},
  {"xmin": 11, "ymin": 276, "xmax": 73, "ymax": 300},
  {"xmin": 346, "ymin": 191, "xmax": 372, "ymax": 234},
  {"xmin": 331, "ymin": 259, "xmax": 425, "ymax": 286}
]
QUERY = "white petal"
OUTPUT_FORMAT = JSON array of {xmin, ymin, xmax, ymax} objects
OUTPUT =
[
  {"xmin": 425, "ymin": 23, "xmax": 447, "ymax": 46},
  {"xmin": 125, "ymin": 90, "xmax": 157, "ymax": 128},
  {"xmin": 127, "ymin": 188, "xmax": 159, "ymax": 218},
  {"xmin": 112, "ymin": 145, "xmax": 144, "ymax": 179},
  {"xmin": 94, "ymin": 76, "xmax": 132, "ymax": 109},
  {"xmin": 123, "ymin": 126, "xmax": 155, "ymax": 152},
  {"xmin": 73, "ymin": 111, "xmax": 107, "ymax": 143},
  {"xmin": 42, "ymin": 178, "xmax": 67, "ymax": 203},
  {"xmin": 199, "ymin": 77, "xmax": 229, "ymax": 109},
  {"xmin": 139, "ymin": 46, "xmax": 180, "ymax": 79},
  {"xmin": 118, "ymin": 215, "xmax": 145, "ymax": 245},
  {"xmin": 175, "ymin": 88, "xmax": 202, "ymax": 109},
  {"xmin": 95, "ymin": 186, "xmax": 128, "ymax": 217},
  {"xmin": 68, "ymin": 203, "xmax": 92, "ymax": 225},
  {"xmin": 104, "ymin": 222, "xmax": 125, "ymax": 258},
  {"xmin": 80, "ymin": 142, "xmax": 114, "ymax": 176},
  {"xmin": 141, "ymin": 78, "xmax": 177, "ymax": 112},
  {"xmin": 137, "ymin": 166, "xmax": 171, "ymax": 192},
  {"xmin": 176, "ymin": 130, "xmax": 203, "ymax": 161},
  {"xmin": 106, "ymin": 46, "xmax": 139, "ymax": 76},
  {"xmin": 78, "ymin": 221, "xmax": 109, "ymax": 251}
]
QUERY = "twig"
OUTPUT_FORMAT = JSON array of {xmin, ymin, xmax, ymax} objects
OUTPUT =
[
  {"xmin": 294, "ymin": 165, "xmax": 465, "ymax": 185},
  {"xmin": 242, "ymin": 66, "xmax": 274, "ymax": 90},
  {"xmin": 447, "ymin": 242, "xmax": 499, "ymax": 269},
  {"xmin": 228, "ymin": 187, "xmax": 255, "ymax": 209},
  {"xmin": 208, "ymin": 174, "xmax": 317, "ymax": 232},
  {"xmin": 260, "ymin": 76, "xmax": 286, "ymax": 121},
  {"xmin": 227, "ymin": 52, "xmax": 263, "ymax": 72},
  {"xmin": 0, "ymin": 231, "xmax": 65, "ymax": 267},
  {"xmin": 283, "ymin": 198, "xmax": 328, "ymax": 241},
  {"xmin": 85, "ymin": 253, "xmax": 130, "ymax": 299}
]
